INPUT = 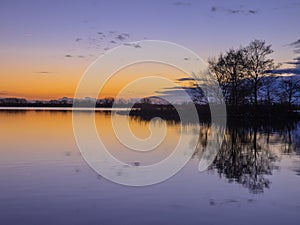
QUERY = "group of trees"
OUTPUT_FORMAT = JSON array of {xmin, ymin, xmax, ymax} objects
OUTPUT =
[{"xmin": 207, "ymin": 39, "xmax": 300, "ymax": 107}]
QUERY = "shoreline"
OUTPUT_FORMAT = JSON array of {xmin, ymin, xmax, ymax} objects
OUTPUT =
[{"xmin": 1, "ymin": 104, "xmax": 299, "ymax": 124}]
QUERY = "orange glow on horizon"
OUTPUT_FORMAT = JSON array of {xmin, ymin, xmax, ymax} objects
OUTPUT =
[{"xmin": 1, "ymin": 61, "xmax": 188, "ymax": 100}]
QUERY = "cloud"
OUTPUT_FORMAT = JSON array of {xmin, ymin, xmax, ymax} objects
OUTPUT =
[
  {"xmin": 133, "ymin": 44, "xmax": 141, "ymax": 48},
  {"xmin": 289, "ymin": 38, "xmax": 300, "ymax": 47},
  {"xmin": 294, "ymin": 56, "xmax": 300, "ymax": 61},
  {"xmin": 289, "ymin": 38, "xmax": 300, "ymax": 53},
  {"xmin": 248, "ymin": 10, "xmax": 258, "ymax": 14},
  {"xmin": 156, "ymin": 84, "xmax": 201, "ymax": 94},
  {"xmin": 287, "ymin": 38, "xmax": 300, "ymax": 54},
  {"xmin": 280, "ymin": 40, "xmax": 300, "ymax": 74},
  {"xmin": 122, "ymin": 33, "xmax": 130, "ymax": 38},
  {"xmin": 35, "ymin": 71, "xmax": 52, "ymax": 74},
  {"xmin": 67, "ymin": 30, "xmax": 134, "ymax": 59},
  {"xmin": 176, "ymin": 77, "xmax": 197, "ymax": 82},
  {"xmin": 289, "ymin": 39, "xmax": 300, "ymax": 49},
  {"xmin": 156, "ymin": 89, "xmax": 187, "ymax": 95},
  {"xmin": 123, "ymin": 43, "xmax": 141, "ymax": 48},
  {"xmin": 97, "ymin": 32, "xmax": 105, "ymax": 38},
  {"xmin": 211, "ymin": 6, "xmax": 258, "ymax": 15},
  {"xmin": 173, "ymin": 1, "xmax": 191, "ymax": 6},
  {"xmin": 155, "ymin": 86, "xmax": 205, "ymax": 104},
  {"xmin": 294, "ymin": 49, "xmax": 300, "ymax": 54},
  {"xmin": 0, "ymin": 91, "xmax": 9, "ymax": 96},
  {"xmin": 228, "ymin": 9, "xmax": 241, "ymax": 14},
  {"xmin": 286, "ymin": 62, "xmax": 300, "ymax": 66},
  {"xmin": 115, "ymin": 34, "xmax": 127, "ymax": 41},
  {"xmin": 269, "ymin": 68, "xmax": 300, "ymax": 75},
  {"xmin": 284, "ymin": 56, "xmax": 300, "ymax": 68}
]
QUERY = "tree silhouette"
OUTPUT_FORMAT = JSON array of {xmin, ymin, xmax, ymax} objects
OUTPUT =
[
  {"xmin": 192, "ymin": 125, "xmax": 300, "ymax": 193},
  {"xmin": 244, "ymin": 40, "xmax": 276, "ymax": 106},
  {"xmin": 208, "ymin": 48, "xmax": 248, "ymax": 106},
  {"xmin": 279, "ymin": 77, "xmax": 300, "ymax": 105},
  {"xmin": 208, "ymin": 40, "xmax": 279, "ymax": 108}
]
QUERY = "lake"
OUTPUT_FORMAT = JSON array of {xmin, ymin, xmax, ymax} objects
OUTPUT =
[{"xmin": 0, "ymin": 109, "xmax": 299, "ymax": 225}]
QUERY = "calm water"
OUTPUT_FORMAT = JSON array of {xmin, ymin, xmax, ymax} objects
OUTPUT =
[{"xmin": 0, "ymin": 110, "xmax": 299, "ymax": 225}]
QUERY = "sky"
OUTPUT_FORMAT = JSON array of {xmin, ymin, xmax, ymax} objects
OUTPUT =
[{"xmin": 0, "ymin": 0, "xmax": 300, "ymax": 100}]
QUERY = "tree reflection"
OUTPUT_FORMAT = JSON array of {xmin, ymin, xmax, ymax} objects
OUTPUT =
[{"xmin": 194, "ymin": 122, "xmax": 299, "ymax": 193}]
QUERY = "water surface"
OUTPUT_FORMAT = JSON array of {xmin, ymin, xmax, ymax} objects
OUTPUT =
[{"xmin": 0, "ymin": 110, "xmax": 299, "ymax": 225}]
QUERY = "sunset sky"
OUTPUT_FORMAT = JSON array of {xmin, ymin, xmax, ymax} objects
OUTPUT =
[{"xmin": 1, "ymin": 0, "xmax": 300, "ymax": 100}]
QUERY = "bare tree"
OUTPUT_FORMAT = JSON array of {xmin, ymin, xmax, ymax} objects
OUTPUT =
[
  {"xmin": 208, "ymin": 48, "xmax": 247, "ymax": 106},
  {"xmin": 244, "ymin": 40, "xmax": 276, "ymax": 106},
  {"xmin": 279, "ymin": 77, "xmax": 300, "ymax": 105},
  {"xmin": 261, "ymin": 75, "xmax": 278, "ymax": 104}
]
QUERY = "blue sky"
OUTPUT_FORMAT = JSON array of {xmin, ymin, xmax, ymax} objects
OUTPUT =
[
  {"xmin": 1, "ymin": 0, "xmax": 299, "ymax": 58},
  {"xmin": 0, "ymin": 0, "xmax": 299, "ymax": 99}
]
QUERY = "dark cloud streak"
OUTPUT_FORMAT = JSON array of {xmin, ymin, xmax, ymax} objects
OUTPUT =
[
  {"xmin": 123, "ymin": 43, "xmax": 141, "ymax": 48},
  {"xmin": 268, "ymin": 68, "xmax": 300, "ymax": 75},
  {"xmin": 173, "ymin": 1, "xmax": 191, "ymax": 6},
  {"xmin": 248, "ymin": 10, "xmax": 258, "ymax": 14},
  {"xmin": 35, "ymin": 71, "xmax": 52, "ymax": 74},
  {"xmin": 211, "ymin": 6, "xmax": 258, "ymax": 15},
  {"xmin": 177, "ymin": 77, "xmax": 197, "ymax": 82},
  {"xmin": 0, "ymin": 91, "xmax": 9, "ymax": 96},
  {"xmin": 289, "ymin": 39, "xmax": 300, "ymax": 48}
]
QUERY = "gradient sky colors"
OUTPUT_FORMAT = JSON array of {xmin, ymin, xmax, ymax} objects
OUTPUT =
[{"xmin": 1, "ymin": 0, "xmax": 300, "ymax": 100}]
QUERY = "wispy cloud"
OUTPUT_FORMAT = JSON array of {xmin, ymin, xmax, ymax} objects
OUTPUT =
[
  {"xmin": 65, "ymin": 30, "xmax": 136, "ymax": 59},
  {"xmin": 122, "ymin": 33, "xmax": 130, "ymax": 38},
  {"xmin": 228, "ymin": 9, "xmax": 242, "ymax": 14},
  {"xmin": 289, "ymin": 38, "xmax": 300, "ymax": 54},
  {"xmin": 248, "ymin": 10, "xmax": 258, "ymax": 14},
  {"xmin": 35, "ymin": 71, "xmax": 52, "ymax": 74},
  {"xmin": 280, "ymin": 39, "xmax": 300, "ymax": 74},
  {"xmin": 285, "ymin": 56, "xmax": 300, "ymax": 66},
  {"xmin": 269, "ymin": 68, "xmax": 300, "ymax": 75},
  {"xmin": 211, "ymin": 6, "xmax": 258, "ymax": 15},
  {"xmin": 211, "ymin": 6, "xmax": 217, "ymax": 12},
  {"xmin": 289, "ymin": 38, "xmax": 300, "ymax": 46},
  {"xmin": 0, "ymin": 91, "xmax": 9, "ymax": 96},
  {"xmin": 115, "ymin": 34, "xmax": 128, "ymax": 41},
  {"xmin": 176, "ymin": 77, "xmax": 197, "ymax": 82},
  {"xmin": 173, "ymin": 1, "xmax": 191, "ymax": 7},
  {"xmin": 123, "ymin": 42, "xmax": 141, "ymax": 48},
  {"xmin": 286, "ymin": 61, "xmax": 300, "ymax": 66}
]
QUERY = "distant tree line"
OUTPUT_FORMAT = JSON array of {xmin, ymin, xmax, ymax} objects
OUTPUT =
[{"xmin": 0, "ymin": 97, "xmax": 116, "ymax": 108}]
